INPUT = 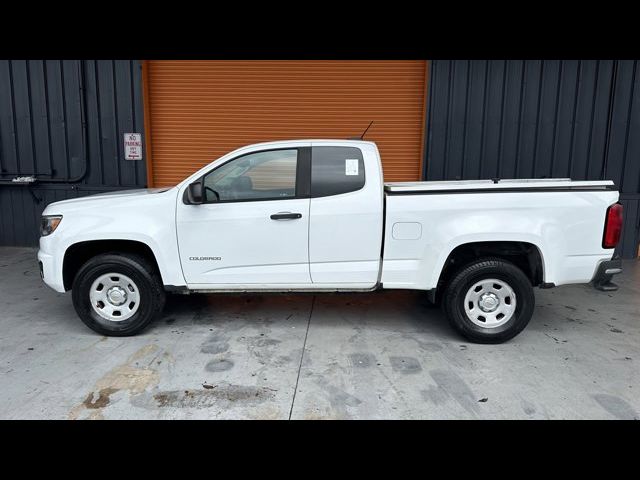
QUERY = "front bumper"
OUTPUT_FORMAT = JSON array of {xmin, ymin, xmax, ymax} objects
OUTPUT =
[
  {"xmin": 592, "ymin": 257, "xmax": 622, "ymax": 291},
  {"xmin": 37, "ymin": 241, "xmax": 66, "ymax": 293}
]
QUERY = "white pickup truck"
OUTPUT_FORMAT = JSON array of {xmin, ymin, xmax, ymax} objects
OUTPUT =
[{"xmin": 38, "ymin": 140, "xmax": 623, "ymax": 343}]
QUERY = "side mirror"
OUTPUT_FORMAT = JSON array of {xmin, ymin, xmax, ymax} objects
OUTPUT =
[{"xmin": 185, "ymin": 181, "xmax": 204, "ymax": 205}]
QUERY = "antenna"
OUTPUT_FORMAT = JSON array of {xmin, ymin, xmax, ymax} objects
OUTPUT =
[
  {"xmin": 360, "ymin": 120, "xmax": 374, "ymax": 139},
  {"xmin": 348, "ymin": 121, "xmax": 375, "ymax": 140}
]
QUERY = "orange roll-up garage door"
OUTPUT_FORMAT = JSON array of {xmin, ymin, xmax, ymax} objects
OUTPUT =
[{"xmin": 143, "ymin": 61, "xmax": 427, "ymax": 187}]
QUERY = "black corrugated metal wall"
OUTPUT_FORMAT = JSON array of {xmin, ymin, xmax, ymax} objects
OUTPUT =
[
  {"xmin": 425, "ymin": 60, "xmax": 640, "ymax": 259},
  {"xmin": 0, "ymin": 60, "xmax": 146, "ymax": 246}
]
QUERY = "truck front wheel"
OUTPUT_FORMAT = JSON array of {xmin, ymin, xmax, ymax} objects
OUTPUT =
[
  {"xmin": 442, "ymin": 258, "xmax": 535, "ymax": 343},
  {"xmin": 71, "ymin": 253, "xmax": 165, "ymax": 336}
]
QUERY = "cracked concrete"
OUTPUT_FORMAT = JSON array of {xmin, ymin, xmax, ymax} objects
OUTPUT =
[{"xmin": 0, "ymin": 247, "xmax": 638, "ymax": 419}]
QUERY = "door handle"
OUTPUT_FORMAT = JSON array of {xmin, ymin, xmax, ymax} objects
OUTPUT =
[{"xmin": 270, "ymin": 212, "xmax": 302, "ymax": 220}]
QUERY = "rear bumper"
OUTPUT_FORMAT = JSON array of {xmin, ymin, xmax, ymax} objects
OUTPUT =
[{"xmin": 592, "ymin": 257, "xmax": 622, "ymax": 291}]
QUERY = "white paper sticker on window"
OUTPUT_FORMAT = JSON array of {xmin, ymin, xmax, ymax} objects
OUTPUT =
[{"xmin": 345, "ymin": 159, "xmax": 359, "ymax": 176}]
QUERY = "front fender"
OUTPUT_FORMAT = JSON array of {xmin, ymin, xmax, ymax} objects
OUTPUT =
[{"xmin": 39, "ymin": 189, "xmax": 186, "ymax": 291}]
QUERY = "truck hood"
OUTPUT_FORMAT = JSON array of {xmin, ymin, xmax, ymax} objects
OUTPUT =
[{"xmin": 43, "ymin": 187, "xmax": 174, "ymax": 213}]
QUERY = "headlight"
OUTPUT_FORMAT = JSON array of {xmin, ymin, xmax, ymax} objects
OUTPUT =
[{"xmin": 40, "ymin": 215, "xmax": 63, "ymax": 236}]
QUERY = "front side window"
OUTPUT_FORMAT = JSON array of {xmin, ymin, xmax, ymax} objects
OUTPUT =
[
  {"xmin": 311, "ymin": 146, "xmax": 365, "ymax": 197},
  {"xmin": 202, "ymin": 149, "xmax": 298, "ymax": 202}
]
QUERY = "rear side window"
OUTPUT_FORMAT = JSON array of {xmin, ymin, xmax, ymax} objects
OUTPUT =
[{"xmin": 311, "ymin": 146, "xmax": 365, "ymax": 197}]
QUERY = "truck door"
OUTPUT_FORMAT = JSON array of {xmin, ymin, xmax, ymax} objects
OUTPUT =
[
  {"xmin": 308, "ymin": 144, "xmax": 384, "ymax": 286},
  {"xmin": 176, "ymin": 147, "xmax": 312, "ymax": 286}
]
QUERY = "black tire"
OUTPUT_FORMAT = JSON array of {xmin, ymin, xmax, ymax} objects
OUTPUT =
[
  {"xmin": 442, "ymin": 257, "xmax": 535, "ymax": 344},
  {"xmin": 71, "ymin": 253, "xmax": 165, "ymax": 336}
]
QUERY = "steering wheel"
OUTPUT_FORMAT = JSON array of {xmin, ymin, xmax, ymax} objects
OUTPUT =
[{"xmin": 204, "ymin": 186, "xmax": 220, "ymax": 202}]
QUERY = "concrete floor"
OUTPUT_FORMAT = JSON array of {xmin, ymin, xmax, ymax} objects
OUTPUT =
[{"xmin": 0, "ymin": 247, "xmax": 638, "ymax": 419}]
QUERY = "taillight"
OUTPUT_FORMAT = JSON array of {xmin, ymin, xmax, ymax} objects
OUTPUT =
[{"xmin": 602, "ymin": 203, "xmax": 623, "ymax": 248}]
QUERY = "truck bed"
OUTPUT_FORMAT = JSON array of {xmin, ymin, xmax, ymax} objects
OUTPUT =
[
  {"xmin": 381, "ymin": 177, "xmax": 619, "ymax": 291},
  {"xmin": 384, "ymin": 178, "xmax": 616, "ymax": 193}
]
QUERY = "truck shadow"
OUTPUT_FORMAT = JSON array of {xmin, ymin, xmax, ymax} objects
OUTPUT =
[{"xmin": 159, "ymin": 290, "xmax": 457, "ymax": 340}]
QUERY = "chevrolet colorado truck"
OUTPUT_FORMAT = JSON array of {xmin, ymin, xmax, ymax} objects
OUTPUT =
[{"xmin": 37, "ymin": 140, "xmax": 623, "ymax": 343}]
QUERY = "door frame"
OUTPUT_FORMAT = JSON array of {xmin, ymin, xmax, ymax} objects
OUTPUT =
[{"xmin": 175, "ymin": 144, "xmax": 314, "ymax": 287}]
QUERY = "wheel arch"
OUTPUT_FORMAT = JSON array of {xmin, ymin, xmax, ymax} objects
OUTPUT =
[
  {"xmin": 434, "ymin": 241, "xmax": 546, "ymax": 297},
  {"xmin": 62, "ymin": 239, "xmax": 163, "ymax": 291}
]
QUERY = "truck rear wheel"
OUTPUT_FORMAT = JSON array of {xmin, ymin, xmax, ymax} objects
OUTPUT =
[
  {"xmin": 71, "ymin": 253, "xmax": 165, "ymax": 336},
  {"xmin": 442, "ymin": 258, "xmax": 535, "ymax": 343}
]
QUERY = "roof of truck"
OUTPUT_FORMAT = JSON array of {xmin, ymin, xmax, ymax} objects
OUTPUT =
[{"xmin": 244, "ymin": 139, "xmax": 377, "ymax": 148}]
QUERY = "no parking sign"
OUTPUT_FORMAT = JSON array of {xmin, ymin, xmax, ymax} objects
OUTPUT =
[{"xmin": 124, "ymin": 133, "xmax": 142, "ymax": 160}]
